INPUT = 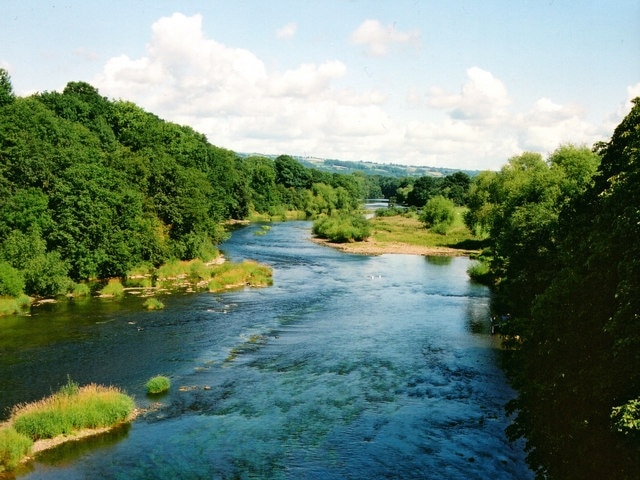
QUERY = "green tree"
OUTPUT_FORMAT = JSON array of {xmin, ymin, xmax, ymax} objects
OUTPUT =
[
  {"xmin": 0, "ymin": 68, "xmax": 15, "ymax": 107},
  {"xmin": 420, "ymin": 195, "xmax": 455, "ymax": 234},
  {"xmin": 274, "ymin": 155, "xmax": 311, "ymax": 189},
  {"xmin": 504, "ymin": 104, "xmax": 640, "ymax": 479}
]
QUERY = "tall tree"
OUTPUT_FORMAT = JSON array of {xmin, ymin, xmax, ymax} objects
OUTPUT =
[{"xmin": 0, "ymin": 68, "xmax": 15, "ymax": 107}]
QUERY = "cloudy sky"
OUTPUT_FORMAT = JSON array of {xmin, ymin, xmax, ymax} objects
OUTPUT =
[{"xmin": 2, "ymin": 1, "xmax": 639, "ymax": 170}]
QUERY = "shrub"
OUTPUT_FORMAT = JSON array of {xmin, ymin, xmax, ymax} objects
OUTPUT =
[
  {"xmin": 145, "ymin": 375, "xmax": 170, "ymax": 394},
  {"xmin": 0, "ymin": 426, "xmax": 32, "ymax": 472},
  {"xmin": 143, "ymin": 297, "xmax": 165, "ymax": 310},
  {"xmin": 312, "ymin": 214, "xmax": 371, "ymax": 242},
  {"xmin": 0, "ymin": 262, "xmax": 24, "ymax": 297},
  {"xmin": 421, "ymin": 195, "xmax": 456, "ymax": 234}
]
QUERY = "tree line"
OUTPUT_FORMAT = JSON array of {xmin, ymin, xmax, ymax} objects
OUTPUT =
[
  {"xmin": 464, "ymin": 101, "xmax": 640, "ymax": 479},
  {"xmin": 0, "ymin": 71, "xmax": 373, "ymax": 299}
]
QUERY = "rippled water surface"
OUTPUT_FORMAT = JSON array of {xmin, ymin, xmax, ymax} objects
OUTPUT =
[{"xmin": 1, "ymin": 221, "xmax": 532, "ymax": 479}]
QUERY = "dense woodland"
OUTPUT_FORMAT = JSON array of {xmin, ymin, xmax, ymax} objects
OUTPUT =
[
  {"xmin": 1, "ymin": 66, "xmax": 638, "ymax": 477},
  {"xmin": 465, "ymin": 100, "xmax": 640, "ymax": 478}
]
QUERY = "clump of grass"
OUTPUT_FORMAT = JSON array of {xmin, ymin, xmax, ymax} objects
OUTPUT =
[
  {"xmin": 0, "ymin": 426, "xmax": 33, "ymax": 472},
  {"xmin": 188, "ymin": 259, "xmax": 210, "ymax": 283},
  {"xmin": 142, "ymin": 297, "xmax": 165, "ymax": 310},
  {"xmin": 11, "ymin": 379, "xmax": 134, "ymax": 441},
  {"xmin": 99, "ymin": 278, "xmax": 125, "ymax": 297},
  {"xmin": 467, "ymin": 260, "xmax": 492, "ymax": 284},
  {"xmin": 71, "ymin": 282, "xmax": 91, "ymax": 297},
  {"xmin": 145, "ymin": 375, "xmax": 170, "ymax": 394},
  {"xmin": 0, "ymin": 294, "xmax": 31, "ymax": 316},
  {"xmin": 208, "ymin": 260, "xmax": 273, "ymax": 292}
]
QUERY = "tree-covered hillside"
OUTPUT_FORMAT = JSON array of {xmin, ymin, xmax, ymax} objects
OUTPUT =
[{"xmin": 0, "ymin": 71, "xmax": 365, "ymax": 298}]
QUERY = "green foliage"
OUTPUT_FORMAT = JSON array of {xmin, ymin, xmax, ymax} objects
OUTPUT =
[
  {"xmin": 208, "ymin": 260, "xmax": 273, "ymax": 292},
  {"xmin": 611, "ymin": 398, "xmax": 640, "ymax": 436},
  {"xmin": 0, "ymin": 426, "xmax": 32, "ymax": 472},
  {"xmin": 312, "ymin": 214, "xmax": 371, "ymax": 243},
  {"xmin": 11, "ymin": 382, "xmax": 134, "ymax": 441},
  {"xmin": 0, "ymin": 295, "xmax": 30, "ymax": 316},
  {"xmin": 466, "ymin": 259, "xmax": 491, "ymax": 284},
  {"xmin": 0, "ymin": 68, "xmax": 15, "ymax": 107},
  {"xmin": 71, "ymin": 282, "xmax": 91, "ymax": 297},
  {"xmin": 0, "ymin": 261, "xmax": 24, "ymax": 296},
  {"xmin": 492, "ymin": 103, "xmax": 640, "ymax": 479},
  {"xmin": 145, "ymin": 375, "xmax": 170, "ymax": 394},
  {"xmin": 420, "ymin": 195, "xmax": 456, "ymax": 234},
  {"xmin": 143, "ymin": 297, "xmax": 165, "ymax": 310},
  {"xmin": 0, "ymin": 81, "xmax": 371, "ymax": 299},
  {"xmin": 99, "ymin": 278, "xmax": 125, "ymax": 297}
]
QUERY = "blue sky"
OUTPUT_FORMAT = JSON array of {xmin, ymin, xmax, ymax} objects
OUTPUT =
[{"xmin": 2, "ymin": 0, "xmax": 639, "ymax": 170}]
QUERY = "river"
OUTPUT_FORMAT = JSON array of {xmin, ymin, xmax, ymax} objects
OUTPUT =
[{"xmin": 1, "ymin": 221, "xmax": 532, "ymax": 479}]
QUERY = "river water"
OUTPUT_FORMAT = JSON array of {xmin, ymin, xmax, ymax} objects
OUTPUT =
[{"xmin": 1, "ymin": 221, "xmax": 532, "ymax": 479}]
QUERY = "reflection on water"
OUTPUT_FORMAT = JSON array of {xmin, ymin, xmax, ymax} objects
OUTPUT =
[{"xmin": 1, "ymin": 221, "xmax": 532, "ymax": 479}]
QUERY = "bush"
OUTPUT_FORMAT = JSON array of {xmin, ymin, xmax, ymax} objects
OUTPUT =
[
  {"xmin": 312, "ymin": 214, "xmax": 371, "ymax": 243},
  {"xmin": 145, "ymin": 375, "xmax": 170, "ymax": 394},
  {"xmin": 421, "ymin": 195, "xmax": 456, "ymax": 234},
  {"xmin": 0, "ymin": 426, "xmax": 32, "ymax": 472},
  {"xmin": 0, "ymin": 262, "xmax": 24, "ymax": 297}
]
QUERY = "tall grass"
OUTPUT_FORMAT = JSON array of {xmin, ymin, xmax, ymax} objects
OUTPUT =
[
  {"xmin": 99, "ymin": 278, "xmax": 125, "ymax": 297},
  {"xmin": 208, "ymin": 260, "xmax": 273, "ymax": 292},
  {"xmin": 0, "ymin": 294, "xmax": 31, "ymax": 316},
  {"xmin": 11, "ymin": 380, "xmax": 135, "ymax": 440},
  {"xmin": 0, "ymin": 426, "xmax": 32, "ymax": 472}
]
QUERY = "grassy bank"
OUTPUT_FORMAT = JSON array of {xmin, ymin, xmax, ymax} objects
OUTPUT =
[
  {"xmin": 0, "ymin": 378, "xmax": 135, "ymax": 471},
  {"xmin": 369, "ymin": 209, "xmax": 480, "ymax": 250},
  {"xmin": 315, "ymin": 210, "xmax": 484, "ymax": 256}
]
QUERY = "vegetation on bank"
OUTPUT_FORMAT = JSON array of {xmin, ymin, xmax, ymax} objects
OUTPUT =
[
  {"xmin": 464, "ymin": 102, "xmax": 640, "ymax": 479},
  {"xmin": 312, "ymin": 213, "xmax": 371, "ymax": 242},
  {"xmin": 370, "ymin": 208, "xmax": 479, "ymax": 251},
  {"xmin": 0, "ymin": 377, "xmax": 134, "ymax": 471}
]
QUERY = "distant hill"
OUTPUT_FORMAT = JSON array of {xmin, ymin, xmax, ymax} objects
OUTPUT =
[{"xmin": 240, "ymin": 154, "xmax": 480, "ymax": 178}]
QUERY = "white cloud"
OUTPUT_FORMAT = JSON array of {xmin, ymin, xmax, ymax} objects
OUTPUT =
[
  {"xmin": 515, "ymin": 98, "xmax": 597, "ymax": 152},
  {"xmin": 276, "ymin": 22, "xmax": 297, "ymax": 39},
  {"xmin": 350, "ymin": 19, "xmax": 420, "ymax": 57},
  {"xmin": 427, "ymin": 67, "xmax": 510, "ymax": 124},
  {"xmin": 92, "ymin": 12, "xmax": 622, "ymax": 172}
]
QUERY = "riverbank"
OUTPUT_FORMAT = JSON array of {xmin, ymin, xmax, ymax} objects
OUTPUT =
[
  {"xmin": 311, "ymin": 212, "xmax": 482, "ymax": 257},
  {"xmin": 310, "ymin": 236, "xmax": 477, "ymax": 256}
]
